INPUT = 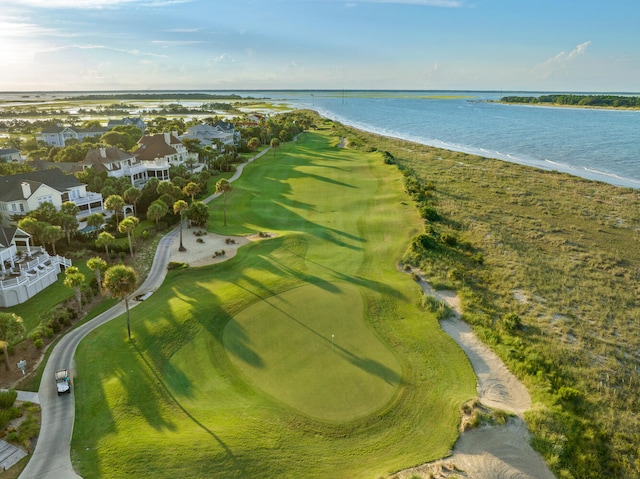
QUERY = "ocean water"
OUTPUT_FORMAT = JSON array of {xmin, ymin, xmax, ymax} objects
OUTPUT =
[{"xmin": 262, "ymin": 91, "xmax": 640, "ymax": 189}]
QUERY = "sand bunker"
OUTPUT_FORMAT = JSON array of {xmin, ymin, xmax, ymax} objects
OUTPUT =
[{"xmin": 392, "ymin": 270, "xmax": 555, "ymax": 479}]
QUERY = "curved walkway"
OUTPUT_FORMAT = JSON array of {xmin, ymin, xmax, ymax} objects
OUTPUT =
[{"xmin": 18, "ymin": 147, "xmax": 272, "ymax": 479}]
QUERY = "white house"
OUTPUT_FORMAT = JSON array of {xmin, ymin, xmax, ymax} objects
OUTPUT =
[
  {"xmin": 134, "ymin": 131, "xmax": 199, "ymax": 181},
  {"xmin": 81, "ymin": 147, "xmax": 150, "ymax": 188},
  {"xmin": 37, "ymin": 125, "xmax": 109, "ymax": 147},
  {"xmin": 0, "ymin": 170, "xmax": 104, "ymax": 227},
  {"xmin": 0, "ymin": 227, "xmax": 72, "ymax": 307}
]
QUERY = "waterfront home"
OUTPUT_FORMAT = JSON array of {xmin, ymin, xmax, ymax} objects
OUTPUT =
[
  {"xmin": 81, "ymin": 147, "xmax": 150, "ymax": 188},
  {"xmin": 0, "ymin": 169, "xmax": 104, "ymax": 227},
  {"xmin": 0, "ymin": 227, "xmax": 72, "ymax": 307},
  {"xmin": 37, "ymin": 124, "xmax": 109, "ymax": 147},
  {"xmin": 107, "ymin": 117, "xmax": 146, "ymax": 133},
  {"xmin": 179, "ymin": 121, "xmax": 240, "ymax": 148},
  {"xmin": 135, "ymin": 131, "xmax": 200, "ymax": 181},
  {"xmin": 0, "ymin": 148, "xmax": 23, "ymax": 162}
]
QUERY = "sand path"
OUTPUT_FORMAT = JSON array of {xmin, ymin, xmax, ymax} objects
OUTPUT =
[{"xmin": 393, "ymin": 271, "xmax": 555, "ymax": 479}]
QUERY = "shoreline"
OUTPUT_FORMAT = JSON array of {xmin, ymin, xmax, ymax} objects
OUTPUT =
[{"xmin": 310, "ymin": 107, "xmax": 640, "ymax": 190}]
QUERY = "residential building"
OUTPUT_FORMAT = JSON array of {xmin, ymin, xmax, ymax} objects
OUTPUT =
[
  {"xmin": 81, "ymin": 147, "xmax": 149, "ymax": 188},
  {"xmin": 135, "ymin": 131, "xmax": 199, "ymax": 181},
  {"xmin": 0, "ymin": 170, "xmax": 104, "ymax": 227},
  {"xmin": 107, "ymin": 117, "xmax": 146, "ymax": 133},
  {"xmin": 0, "ymin": 148, "xmax": 23, "ymax": 162},
  {"xmin": 180, "ymin": 121, "xmax": 240, "ymax": 148},
  {"xmin": 0, "ymin": 227, "xmax": 72, "ymax": 307},
  {"xmin": 37, "ymin": 125, "xmax": 108, "ymax": 147}
]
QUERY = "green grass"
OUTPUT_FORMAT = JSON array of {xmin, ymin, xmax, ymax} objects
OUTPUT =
[{"xmin": 71, "ymin": 127, "xmax": 475, "ymax": 478}]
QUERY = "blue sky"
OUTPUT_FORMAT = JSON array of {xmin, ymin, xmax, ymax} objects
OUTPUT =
[{"xmin": 1, "ymin": 0, "xmax": 638, "ymax": 92}]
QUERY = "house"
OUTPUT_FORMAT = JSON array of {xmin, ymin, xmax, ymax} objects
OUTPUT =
[
  {"xmin": 81, "ymin": 147, "xmax": 150, "ymax": 188},
  {"xmin": 107, "ymin": 117, "xmax": 146, "ymax": 133},
  {"xmin": 0, "ymin": 227, "xmax": 72, "ymax": 307},
  {"xmin": 179, "ymin": 121, "xmax": 240, "ymax": 148},
  {"xmin": 0, "ymin": 170, "xmax": 104, "ymax": 227},
  {"xmin": 37, "ymin": 124, "xmax": 109, "ymax": 147},
  {"xmin": 135, "ymin": 131, "xmax": 200, "ymax": 181},
  {"xmin": 0, "ymin": 148, "xmax": 23, "ymax": 162}
]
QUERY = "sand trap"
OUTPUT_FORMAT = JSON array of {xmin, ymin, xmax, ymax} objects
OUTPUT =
[
  {"xmin": 392, "ymin": 269, "xmax": 555, "ymax": 479},
  {"xmin": 170, "ymin": 228, "xmax": 273, "ymax": 267}
]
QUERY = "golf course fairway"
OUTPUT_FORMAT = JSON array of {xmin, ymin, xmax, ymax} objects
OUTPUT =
[{"xmin": 72, "ymin": 125, "xmax": 476, "ymax": 478}]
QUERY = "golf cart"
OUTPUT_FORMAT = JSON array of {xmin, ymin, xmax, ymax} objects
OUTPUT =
[{"xmin": 55, "ymin": 369, "xmax": 71, "ymax": 396}]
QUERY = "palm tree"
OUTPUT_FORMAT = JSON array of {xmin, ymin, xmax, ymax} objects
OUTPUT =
[
  {"xmin": 0, "ymin": 312, "xmax": 25, "ymax": 371},
  {"xmin": 87, "ymin": 256, "xmax": 107, "ymax": 296},
  {"xmin": 86, "ymin": 212, "xmax": 104, "ymax": 238},
  {"xmin": 186, "ymin": 201, "xmax": 209, "ymax": 227},
  {"xmin": 123, "ymin": 186, "xmax": 142, "ymax": 216},
  {"xmin": 173, "ymin": 200, "xmax": 189, "ymax": 252},
  {"xmin": 147, "ymin": 200, "xmax": 168, "ymax": 229},
  {"xmin": 248, "ymin": 137, "xmax": 260, "ymax": 153},
  {"xmin": 270, "ymin": 137, "xmax": 280, "ymax": 157},
  {"xmin": 104, "ymin": 194, "xmax": 126, "ymax": 223},
  {"xmin": 118, "ymin": 216, "xmax": 140, "ymax": 257},
  {"xmin": 103, "ymin": 265, "xmax": 138, "ymax": 340},
  {"xmin": 182, "ymin": 181, "xmax": 201, "ymax": 203},
  {"xmin": 58, "ymin": 213, "xmax": 78, "ymax": 245},
  {"xmin": 63, "ymin": 266, "xmax": 85, "ymax": 314},
  {"xmin": 41, "ymin": 225, "xmax": 64, "ymax": 255},
  {"xmin": 96, "ymin": 231, "xmax": 116, "ymax": 262},
  {"xmin": 215, "ymin": 179, "xmax": 233, "ymax": 226}
]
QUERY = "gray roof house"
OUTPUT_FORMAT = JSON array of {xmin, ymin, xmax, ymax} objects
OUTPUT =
[
  {"xmin": 37, "ymin": 124, "xmax": 109, "ymax": 147},
  {"xmin": 179, "ymin": 121, "xmax": 240, "ymax": 148},
  {"xmin": 107, "ymin": 117, "xmax": 146, "ymax": 133},
  {"xmin": 0, "ymin": 169, "xmax": 104, "ymax": 227},
  {"xmin": 0, "ymin": 148, "xmax": 23, "ymax": 162}
]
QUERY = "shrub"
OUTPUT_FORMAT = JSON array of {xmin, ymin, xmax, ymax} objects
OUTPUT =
[
  {"xmin": 441, "ymin": 233, "xmax": 458, "ymax": 246},
  {"xmin": 167, "ymin": 262, "xmax": 189, "ymax": 271},
  {"xmin": 0, "ymin": 390, "xmax": 17, "ymax": 409},
  {"xmin": 420, "ymin": 206, "xmax": 441, "ymax": 221},
  {"xmin": 33, "ymin": 338, "xmax": 44, "ymax": 349}
]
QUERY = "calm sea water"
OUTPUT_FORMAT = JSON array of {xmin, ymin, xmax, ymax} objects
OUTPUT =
[{"xmin": 260, "ymin": 91, "xmax": 640, "ymax": 189}]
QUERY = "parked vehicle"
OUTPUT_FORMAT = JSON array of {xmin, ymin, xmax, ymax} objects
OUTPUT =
[{"xmin": 55, "ymin": 369, "xmax": 71, "ymax": 395}]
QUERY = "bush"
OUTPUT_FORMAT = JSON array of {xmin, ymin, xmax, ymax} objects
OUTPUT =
[
  {"xmin": 0, "ymin": 390, "xmax": 17, "ymax": 409},
  {"xmin": 441, "ymin": 233, "xmax": 458, "ymax": 246},
  {"xmin": 33, "ymin": 338, "xmax": 44, "ymax": 349}
]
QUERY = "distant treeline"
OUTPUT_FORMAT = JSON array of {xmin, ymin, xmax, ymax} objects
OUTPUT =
[
  {"xmin": 66, "ymin": 93, "xmax": 254, "ymax": 101},
  {"xmin": 501, "ymin": 94, "xmax": 640, "ymax": 108}
]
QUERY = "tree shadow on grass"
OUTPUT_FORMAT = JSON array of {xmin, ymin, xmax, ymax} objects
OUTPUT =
[{"xmin": 132, "ymin": 341, "xmax": 246, "ymax": 476}]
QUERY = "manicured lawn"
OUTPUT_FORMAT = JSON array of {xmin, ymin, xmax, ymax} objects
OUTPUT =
[{"xmin": 72, "ymin": 127, "xmax": 475, "ymax": 478}]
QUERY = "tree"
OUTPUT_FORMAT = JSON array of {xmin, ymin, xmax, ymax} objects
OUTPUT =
[
  {"xmin": 41, "ymin": 225, "xmax": 64, "ymax": 255},
  {"xmin": 0, "ymin": 313, "xmax": 25, "ymax": 371},
  {"xmin": 186, "ymin": 201, "xmax": 209, "ymax": 227},
  {"xmin": 17, "ymin": 217, "xmax": 47, "ymax": 246},
  {"xmin": 270, "ymin": 137, "xmax": 280, "ymax": 157},
  {"xmin": 59, "ymin": 213, "xmax": 78, "ymax": 245},
  {"xmin": 173, "ymin": 200, "xmax": 189, "ymax": 252},
  {"xmin": 118, "ymin": 216, "xmax": 140, "ymax": 257},
  {"xmin": 103, "ymin": 265, "xmax": 138, "ymax": 340},
  {"xmin": 215, "ymin": 179, "xmax": 233, "ymax": 226},
  {"xmin": 104, "ymin": 194, "xmax": 125, "ymax": 224},
  {"xmin": 146, "ymin": 200, "xmax": 168, "ymax": 228},
  {"xmin": 60, "ymin": 201, "xmax": 80, "ymax": 218},
  {"xmin": 86, "ymin": 212, "xmax": 104, "ymax": 237},
  {"xmin": 247, "ymin": 137, "xmax": 260, "ymax": 153},
  {"xmin": 87, "ymin": 256, "xmax": 108, "ymax": 296},
  {"xmin": 63, "ymin": 266, "xmax": 85, "ymax": 314},
  {"xmin": 123, "ymin": 186, "xmax": 142, "ymax": 216},
  {"xmin": 183, "ymin": 181, "xmax": 201, "ymax": 203},
  {"xmin": 96, "ymin": 231, "xmax": 115, "ymax": 261}
]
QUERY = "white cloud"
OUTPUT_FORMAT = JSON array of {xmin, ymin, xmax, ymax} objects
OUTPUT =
[
  {"xmin": 151, "ymin": 40, "xmax": 204, "ymax": 47},
  {"xmin": 536, "ymin": 41, "xmax": 591, "ymax": 70},
  {"xmin": 0, "ymin": 0, "xmax": 192, "ymax": 9}
]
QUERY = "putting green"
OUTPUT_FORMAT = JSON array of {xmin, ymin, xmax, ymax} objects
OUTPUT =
[{"xmin": 224, "ymin": 281, "xmax": 402, "ymax": 421}]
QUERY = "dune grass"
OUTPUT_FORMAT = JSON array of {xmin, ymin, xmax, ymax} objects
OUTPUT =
[{"xmin": 71, "ymin": 126, "xmax": 475, "ymax": 478}]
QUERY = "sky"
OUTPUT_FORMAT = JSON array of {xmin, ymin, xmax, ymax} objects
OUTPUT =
[{"xmin": 1, "ymin": 0, "xmax": 639, "ymax": 92}]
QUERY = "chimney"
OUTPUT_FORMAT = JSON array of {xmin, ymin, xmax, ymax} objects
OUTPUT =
[
  {"xmin": 100, "ymin": 147, "xmax": 107, "ymax": 158},
  {"xmin": 21, "ymin": 182, "xmax": 31, "ymax": 198},
  {"xmin": 172, "ymin": 130, "xmax": 178, "ymax": 139},
  {"xmin": 164, "ymin": 132, "xmax": 171, "ymax": 144}
]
